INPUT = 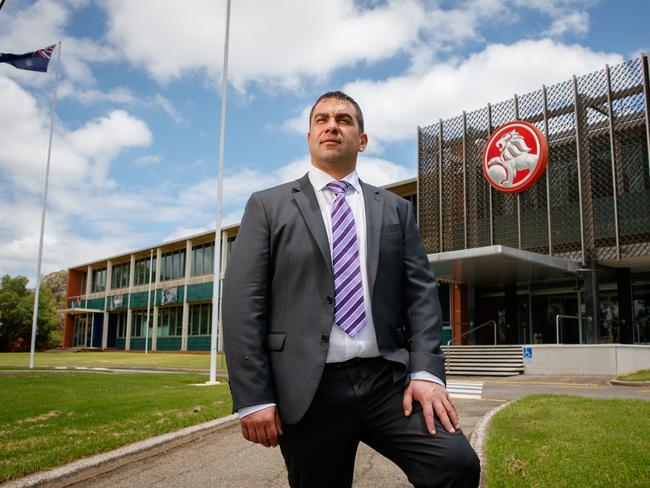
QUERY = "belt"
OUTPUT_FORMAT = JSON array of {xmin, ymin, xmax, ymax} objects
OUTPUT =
[{"xmin": 325, "ymin": 356, "xmax": 383, "ymax": 369}]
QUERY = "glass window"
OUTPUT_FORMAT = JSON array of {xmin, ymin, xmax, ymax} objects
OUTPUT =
[
  {"xmin": 189, "ymin": 303, "xmax": 211, "ymax": 335},
  {"xmin": 80, "ymin": 272, "xmax": 87, "ymax": 295},
  {"xmin": 111, "ymin": 262, "xmax": 130, "ymax": 290},
  {"xmin": 191, "ymin": 242, "xmax": 215, "ymax": 277},
  {"xmin": 92, "ymin": 268, "xmax": 106, "ymax": 292},
  {"xmin": 131, "ymin": 309, "xmax": 153, "ymax": 337},
  {"xmin": 116, "ymin": 311, "xmax": 127, "ymax": 338},
  {"xmin": 160, "ymin": 249, "xmax": 186, "ymax": 281},
  {"xmin": 134, "ymin": 256, "xmax": 156, "ymax": 286},
  {"xmin": 157, "ymin": 306, "xmax": 183, "ymax": 336}
]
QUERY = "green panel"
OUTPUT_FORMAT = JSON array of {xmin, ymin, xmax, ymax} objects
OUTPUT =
[
  {"xmin": 156, "ymin": 337, "xmax": 182, "ymax": 351},
  {"xmin": 129, "ymin": 292, "xmax": 151, "ymax": 308},
  {"xmin": 155, "ymin": 286, "xmax": 184, "ymax": 306},
  {"xmin": 187, "ymin": 336, "xmax": 210, "ymax": 351},
  {"xmin": 129, "ymin": 338, "xmax": 153, "ymax": 351},
  {"xmin": 86, "ymin": 297, "xmax": 106, "ymax": 310},
  {"xmin": 442, "ymin": 327, "xmax": 452, "ymax": 345},
  {"xmin": 115, "ymin": 338, "xmax": 126, "ymax": 350},
  {"xmin": 186, "ymin": 282, "xmax": 214, "ymax": 302}
]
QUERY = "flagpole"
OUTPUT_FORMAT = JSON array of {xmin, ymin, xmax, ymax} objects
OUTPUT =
[
  {"xmin": 145, "ymin": 249, "xmax": 154, "ymax": 354},
  {"xmin": 29, "ymin": 41, "xmax": 61, "ymax": 369},
  {"xmin": 209, "ymin": 0, "xmax": 231, "ymax": 384}
]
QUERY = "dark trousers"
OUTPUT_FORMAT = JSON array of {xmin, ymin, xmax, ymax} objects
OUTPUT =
[{"xmin": 278, "ymin": 358, "xmax": 480, "ymax": 488}]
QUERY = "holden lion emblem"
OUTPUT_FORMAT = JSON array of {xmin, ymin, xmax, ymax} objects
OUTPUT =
[{"xmin": 482, "ymin": 120, "xmax": 548, "ymax": 193}]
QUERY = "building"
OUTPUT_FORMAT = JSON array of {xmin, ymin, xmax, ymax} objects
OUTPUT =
[
  {"xmin": 417, "ymin": 54, "xmax": 650, "ymax": 349},
  {"xmin": 63, "ymin": 56, "xmax": 649, "ymax": 365}
]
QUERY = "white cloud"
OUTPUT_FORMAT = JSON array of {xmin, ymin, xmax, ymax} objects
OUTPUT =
[
  {"xmin": 543, "ymin": 11, "xmax": 589, "ymax": 37},
  {"xmin": 0, "ymin": 76, "xmax": 157, "ymax": 281},
  {"xmin": 283, "ymin": 39, "xmax": 622, "ymax": 147},
  {"xmin": 101, "ymin": 0, "xmax": 428, "ymax": 87},
  {"xmin": 177, "ymin": 155, "xmax": 414, "ymax": 227}
]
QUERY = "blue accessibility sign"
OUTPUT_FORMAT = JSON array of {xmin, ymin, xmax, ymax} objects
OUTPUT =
[{"xmin": 523, "ymin": 347, "xmax": 533, "ymax": 363}]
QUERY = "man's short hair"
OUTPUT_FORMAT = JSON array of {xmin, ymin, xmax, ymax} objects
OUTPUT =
[{"xmin": 309, "ymin": 91, "xmax": 364, "ymax": 133}]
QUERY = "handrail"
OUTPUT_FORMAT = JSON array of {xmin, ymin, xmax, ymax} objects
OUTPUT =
[
  {"xmin": 446, "ymin": 320, "xmax": 497, "ymax": 347},
  {"xmin": 555, "ymin": 314, "xmax": 592, "ymax": 344},
  {"xmin": 444, "ymin": 320, "xmax": 497, "ymax": 373}
]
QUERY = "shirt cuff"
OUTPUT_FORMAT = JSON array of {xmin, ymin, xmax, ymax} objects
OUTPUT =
[
  {"xmin": 237, "ymin": 403, "xmax": 276, "ymax": 419},
  {"xmin": 410, "ymin": 370, "xmax": 445, "ymax": 387}
]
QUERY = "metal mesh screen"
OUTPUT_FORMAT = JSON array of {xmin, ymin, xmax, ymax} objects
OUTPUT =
[
  {"xmin": 465, "ymin": 107, "xmax": 491, "ymax": 248},
  {"xmin": 417, "ymin": 56, "xmax": 650, "ymax": 263},
  {"xmin": 490, "ymin": 99, "xmax": 519, "ymax": 248},
  {"xmin": 518, "ymin": 89, "xmax": 550, "ymax": 253},
  {"xmin": 418, "ymin": 124, "xmax": 441, "ymax": 253},
  {"xmin": 441, "ymin": 116, "xmax": 465, "ymax": 251},
  {"xmin": 609, "ymin": 58, "xmax": 650, "ymax": 258}
]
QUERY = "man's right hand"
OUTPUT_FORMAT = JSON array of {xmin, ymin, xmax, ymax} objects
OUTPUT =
[{"xmin": 240, "ymin": 406, "xmax": 283, "ymax": 447}]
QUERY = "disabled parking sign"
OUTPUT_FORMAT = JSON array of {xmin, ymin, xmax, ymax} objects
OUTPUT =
[{"xmin": 523, "ymin": 347, "xmax": 533, "ymax": 363}]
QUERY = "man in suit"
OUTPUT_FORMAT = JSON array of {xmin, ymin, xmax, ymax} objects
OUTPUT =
[{"xmin": 223, "ymin": 91, "xmax": 479, "ymax": 487}]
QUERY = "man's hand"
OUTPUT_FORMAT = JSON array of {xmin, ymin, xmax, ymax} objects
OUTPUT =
[
  {"xmin": 240, "ymin": 406, "xmax": 283, "ymax": 447},
  {"xmin": 403, "ymin": 380, "xmax": 460, "ymax": 435}
]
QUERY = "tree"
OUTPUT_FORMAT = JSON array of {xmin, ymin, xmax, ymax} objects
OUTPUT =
[{"xmin": 0, "ymin": 274, "xmax": 60, "ymax": 352}]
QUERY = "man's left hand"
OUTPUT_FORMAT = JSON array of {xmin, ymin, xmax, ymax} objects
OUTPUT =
[{"xmin": 403, "ymin": 380, "xmax": 460, "ymax": 436}]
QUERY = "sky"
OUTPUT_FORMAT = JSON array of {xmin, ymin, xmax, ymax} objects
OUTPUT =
[{"xmin": 0, "ymin": 0, "xmax": 648, "ymax": 283}]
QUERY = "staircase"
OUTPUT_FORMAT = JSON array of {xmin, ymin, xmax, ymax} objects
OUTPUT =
[{"xmin": 442, "ymin": 345, "xmax": 524, "ymax": 377}]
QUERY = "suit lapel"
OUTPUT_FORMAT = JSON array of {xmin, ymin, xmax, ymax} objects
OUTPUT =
[
  {"xmin": 292, "ymin": 174, "xmax": 333, "ymax": 274},
  {"xmin": 361, "ymin": 180, "xmax": 383, "ymax": 295}
]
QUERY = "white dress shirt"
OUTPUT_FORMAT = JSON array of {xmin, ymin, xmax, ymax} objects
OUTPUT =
[{"xmin": 238, "ymin": 166, "xmax": 443, "ymax": 418}]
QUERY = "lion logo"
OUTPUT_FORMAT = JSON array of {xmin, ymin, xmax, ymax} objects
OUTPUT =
[{"xmin": 482, "ymin": 121, "xmax": 548, "ymax": 193}]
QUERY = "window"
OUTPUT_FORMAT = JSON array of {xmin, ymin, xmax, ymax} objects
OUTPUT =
[
  {"xmin": 116, "ymin": 311, "xmax": 127, "ymax": 338},
  {"xmin": 111, "ymin": 262, "xmax": 130, "ymax": 290},
  {"xmin": 157, "ymin": 306, "xmax": 183, "ymax": 336},
  {"xmin": 80, "ymin": 272, "xmax": 87, "ymax": 295},
  {"xmin": 131, "ymin": 309, "xmax": 153, "ymax": 337},
  {"xmin": 134, "ymin": 256, "xmax": 157, "ymax": 286},
  {"xmin": 189, "ymin": 303, "xmax": 211, "ymax": 335},
  {"xmin": 91, "ymin": 268, "xmax": 106, "ymax": 292},
  {"xmin": 191, "ymin": 242, "xmax": 215, "ymax": 277},
  {"xmin": 160, "ymin": 249, "xmax": 186, "ymax": 281}
]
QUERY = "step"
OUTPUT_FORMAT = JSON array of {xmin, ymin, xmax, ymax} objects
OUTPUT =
[{"xmin": 447, "ymin": 370, "xmax": 520, "ymax": 377}]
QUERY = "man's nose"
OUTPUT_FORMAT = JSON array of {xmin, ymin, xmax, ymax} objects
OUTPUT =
[{"xmin": 324, "ymin": 118, "xmax": 339, "ymax": 132}]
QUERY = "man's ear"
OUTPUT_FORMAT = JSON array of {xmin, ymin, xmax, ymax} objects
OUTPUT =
[{"xmin": 358, "ymin": 133, "xmax": 368, "ymax": 152}]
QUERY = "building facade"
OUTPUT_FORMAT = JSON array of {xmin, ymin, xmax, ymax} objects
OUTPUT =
[
  {"xmin": 64, "ymin": 56, "xmax": 650, "ymax": 352},
  {"xmin": 418, "ymin": 55, "xmax": 650, "ymax": 346}
]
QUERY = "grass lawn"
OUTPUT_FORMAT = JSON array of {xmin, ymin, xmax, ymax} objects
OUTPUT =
[
  {"xmin": 0, "ymin": 371, "xmax": 232, "ymax": 482},
  {"xmin": 0, "ymin": 351, "xmax": 226, "ymax": 371},
  {"xmin": 617, "ymin": 369, "xmax": 650, "ymax": 382},
  {"xmin": 486, "ymin": 394, "xmax": 650, "ymax": 487}
]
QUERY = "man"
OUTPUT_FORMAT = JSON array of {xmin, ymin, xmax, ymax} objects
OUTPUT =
[{"xmin": 223, "ymin": 91, "xmax": 479, "ymax": 487}]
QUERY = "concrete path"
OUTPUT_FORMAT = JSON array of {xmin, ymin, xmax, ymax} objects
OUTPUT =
[{"xmin": 74, "ymin": 398, "xmax": 496, "ymax": 488}]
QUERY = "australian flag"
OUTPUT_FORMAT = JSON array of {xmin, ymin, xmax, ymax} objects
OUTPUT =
[{"xmin": 0, "ymin": 44, "xmax": 56, "ymax": 72}]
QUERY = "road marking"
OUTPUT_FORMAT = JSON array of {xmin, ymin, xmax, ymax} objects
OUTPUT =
[
  {"xmin": 484, "ymin": 379, "xmax": 603, "ymax": 388},
  {"xmin": 447, "ymin": 381, "xmax": 483, "ymax": 399}
]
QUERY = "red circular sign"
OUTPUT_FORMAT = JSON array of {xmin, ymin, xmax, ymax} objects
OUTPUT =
[{"xmin": 482, "ymin": 120, "xmax": 548, "ymax": 193}]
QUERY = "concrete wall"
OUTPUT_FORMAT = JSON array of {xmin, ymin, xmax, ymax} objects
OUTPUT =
[{"xmin": 523, "ymin": 344, "xmax": 650, "ymax": 375}]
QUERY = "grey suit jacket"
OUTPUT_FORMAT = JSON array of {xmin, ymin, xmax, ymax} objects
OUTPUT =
[{"xmin": 222, "ymin": 173, "xmax": 445, "ymax": 425}]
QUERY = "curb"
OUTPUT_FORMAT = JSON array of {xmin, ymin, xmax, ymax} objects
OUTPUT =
[
  {"xmin": 1, "ymin": 414, "xmax": 239, "ymax": 488},
  {"xmin": 609, "ymin": 379, "xmax": 650, "ymax": 387},
  {"xmin": 469, "ymin": 400, "xmax": 513, "ymax": 488}
]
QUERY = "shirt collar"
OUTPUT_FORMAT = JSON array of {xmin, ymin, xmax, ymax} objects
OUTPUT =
[{"xmin": 308, "ymin": 164, "xmax": 361, "ymax": 194}]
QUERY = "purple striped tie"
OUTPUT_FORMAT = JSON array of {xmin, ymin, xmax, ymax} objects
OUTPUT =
[{"xmin": 327, "ymin": 181, "xmax": 366, "ymax": 336}]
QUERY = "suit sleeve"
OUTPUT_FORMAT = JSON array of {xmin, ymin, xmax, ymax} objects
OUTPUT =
[
  {"xmin": 222, "ymin": 192, "xmax": 276, "ymax": 410},
  {"xmin": 400, "ymin": 200, "xmax": 446, "ymax": 383}
]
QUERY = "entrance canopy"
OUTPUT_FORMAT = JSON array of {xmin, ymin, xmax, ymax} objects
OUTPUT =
[{"xmin": 428, "ymin": 245, "xmax": 580, "ymax": 286}]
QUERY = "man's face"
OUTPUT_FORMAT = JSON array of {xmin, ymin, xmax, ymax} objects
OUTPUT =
[{"xmin": 307, "ymin": 97, "xmax": 368, "ymax": 168}]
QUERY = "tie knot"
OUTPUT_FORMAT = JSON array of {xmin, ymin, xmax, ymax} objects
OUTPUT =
[{"xmin": 326, "ymin": 180, "xmax": 350, "ymax": 195}]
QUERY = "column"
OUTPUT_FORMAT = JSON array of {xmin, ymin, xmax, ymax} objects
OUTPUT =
[
  {"xmin": 125, "ymin": 308, "xmax": 132, "ymax": 351},
  {"xmin": 181, "ymin": 240, "xmax": 192, "ymax": 351}
]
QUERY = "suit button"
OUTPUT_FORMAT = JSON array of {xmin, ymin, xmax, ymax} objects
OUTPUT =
[
  {"xmin": 326, "ymin": 295, "xmax": 333, "ymax": 304},
  {"xmin": 321, "ymin": 335, "xmax": 329, "ymax": 343}
]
